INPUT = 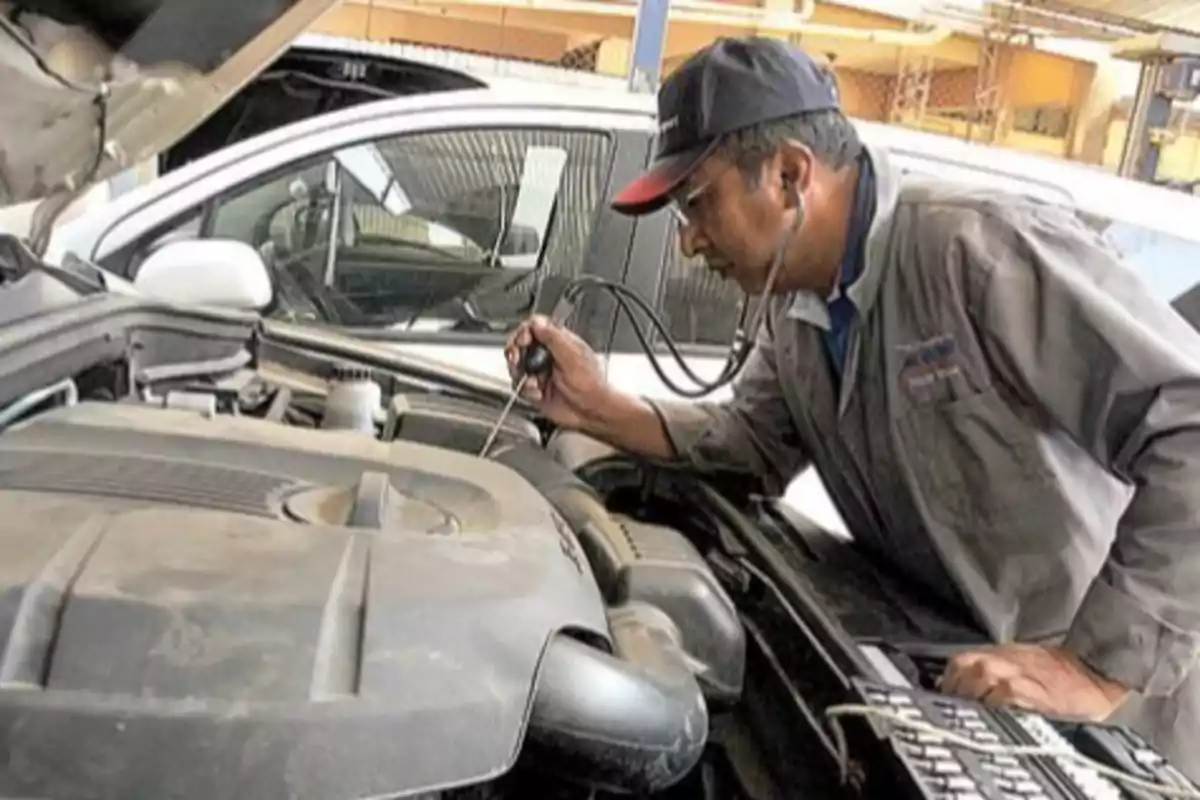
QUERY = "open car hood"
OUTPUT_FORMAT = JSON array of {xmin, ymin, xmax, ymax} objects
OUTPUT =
[{"xmin": 0, "ymin": 0, "xmax": 340, "ymax": 209}]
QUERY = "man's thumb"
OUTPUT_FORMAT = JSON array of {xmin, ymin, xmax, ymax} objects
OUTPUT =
[{"xmin": 529, "ymin": 315, "xmax": 572, "ymax": 358}]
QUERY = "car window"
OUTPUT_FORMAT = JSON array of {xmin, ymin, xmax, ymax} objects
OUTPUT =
[
  {"xmin": 112, "ymin": 126, "xmax": 612, "ymax": 334},
  {"xmin": 1076, "ymin": 213, "xmax": 1200, "ymax": 303},
  {"xmin": 1175, "ymin": 283, "xmax": 1200, "ymax": 330},
  {"xmin": 656, "ymin": 179, "xmax": 1200, "ymax": 349},
  {"xmin": 889, "ymin": 151, "xmax": 1072, "ymax": 204},
  {"xmin": 657, "ymin": 217, "xmax": 745, "ymax": 347},
  {"xmin": 654, "ymin": 154, "xmax": 1076, "ymax": 349}
]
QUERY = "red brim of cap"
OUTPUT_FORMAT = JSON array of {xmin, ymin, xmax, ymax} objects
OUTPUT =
[{"xmin": 610, "ymin": 141, "xmax": 714, "ymax": 216}]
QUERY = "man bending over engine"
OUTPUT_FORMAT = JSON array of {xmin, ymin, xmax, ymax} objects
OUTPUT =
[{"xmin": 504, "ymin": 37, "xmax": 1200, "ymax": 778}]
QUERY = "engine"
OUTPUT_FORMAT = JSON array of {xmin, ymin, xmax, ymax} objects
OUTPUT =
[{"xmin": 0, "ymin": 358, "xmax": 747, "ymax": 800}]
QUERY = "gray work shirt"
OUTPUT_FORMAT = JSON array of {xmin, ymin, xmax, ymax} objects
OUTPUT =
[{"xmin": 648, "ymin": 143, "xmax": 1200, "ymax": 777}]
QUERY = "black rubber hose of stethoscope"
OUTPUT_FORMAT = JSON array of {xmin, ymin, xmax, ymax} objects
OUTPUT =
[{"xmin": 550, "ymin": 202, "xmax": 802, "ymax": 399}]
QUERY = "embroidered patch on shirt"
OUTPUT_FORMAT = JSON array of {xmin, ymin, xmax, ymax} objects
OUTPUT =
[{"xmin": 896, "ymin": 334, "xmax": 963, "ymax": 398}]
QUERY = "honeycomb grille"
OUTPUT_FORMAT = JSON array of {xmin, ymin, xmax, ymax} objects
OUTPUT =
[{"xmin": 0, "ymin": 452, "xmax": 293, "ymax": 518}]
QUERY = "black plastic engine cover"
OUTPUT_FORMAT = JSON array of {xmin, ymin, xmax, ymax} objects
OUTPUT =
[
  {"xmin": 583, "ymin": 513, "xmax": 746, "ymax": 705},
  {"xmin": 0, "ymin": 402, "xmax": 608, "ymax": 800},
  {"xmin": 384, "ymin": 392, "xmax": 541, "ymax": 455}
]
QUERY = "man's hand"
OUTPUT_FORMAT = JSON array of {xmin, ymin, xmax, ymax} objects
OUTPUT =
[
  {"xmin": 939, "ymin": 643, "xmax": 1131, "ymax": 720},
  {"xmin": 502, "ymin": 315, "xmax": 679, "ymax": 461},
  {"xmin": 504, "ymin": 314, "xmax": 612, "ymax": 430}
]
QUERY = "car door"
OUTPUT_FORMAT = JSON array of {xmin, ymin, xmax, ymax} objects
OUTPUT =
[{"xmin": 86, "ymin": 102, "xmax": 652, "ymax": 382}]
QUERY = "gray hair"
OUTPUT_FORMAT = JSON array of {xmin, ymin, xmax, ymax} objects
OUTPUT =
[{"xmin": 715, "ymin": 109, "xmax": 863, "ymax": 186}]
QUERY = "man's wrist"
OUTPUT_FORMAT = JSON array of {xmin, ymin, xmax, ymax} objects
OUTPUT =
[
  {"xmin": 1057, "ymin": 646, "xmax": 1134, "ymax": 707},
  {"xmin": 580, "ymin": 387, "xmax": 650, "ymax": 439}
]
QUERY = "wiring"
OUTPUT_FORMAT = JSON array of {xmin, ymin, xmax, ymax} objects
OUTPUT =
[
  {"xmin": 553, "ymin": 274, "xmax": 751, "ymax": 398},
  {"xmin": 546, "ymin": 199, "xmax": 803, "ymax": 399},
  {"xmin": 824, "ymin": 703, "xmax": 1200, "ymax": 799}
]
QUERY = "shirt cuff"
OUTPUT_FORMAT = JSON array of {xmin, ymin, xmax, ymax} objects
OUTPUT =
[
  {"xmin": 643, "ymin": 398, "xmax": 723, "ymax": 470},
  {"xmin": 1063, "ymin": 577, "xmax": 1200, "ymax": 697}
]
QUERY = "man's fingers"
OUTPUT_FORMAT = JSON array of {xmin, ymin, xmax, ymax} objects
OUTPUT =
[
  {"xmin": 941, "ymin": 652, "xmax": 1020, "ymax": 700},
  {"xmin": 980, "ymin": 675, "xmax": 1046, "ymax": 712},
  {"xmin": 520, "ymin": 372, "xmax": 551, "ymax": 403},
  {"xmin": 505, "ymin": 323, "xmax": 531, "ymax": 370},
  {"xmin": 528, "ymin": 315, "xmax": 585, "ymax": 362},
  {"xmin": 940, "ymin": 651, "xmax": 1051, "ymax": 714},
  {"xmin": 938, "ymin": 652, "xmax": 982, "ymax": 695},
  {"xmin": 938, "ymin": 644, "xmax": 1130, "ymax": 722}
]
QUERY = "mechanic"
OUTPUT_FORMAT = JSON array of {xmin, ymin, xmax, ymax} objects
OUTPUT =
[{"xmin": 506, "ymin": 36, "xmax": 1200, "ymax": 775}]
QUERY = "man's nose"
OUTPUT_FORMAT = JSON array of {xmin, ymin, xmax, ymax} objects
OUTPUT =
[{"xmin": 678, "ymin": 221, "xmax": 708, "ymax": 258}]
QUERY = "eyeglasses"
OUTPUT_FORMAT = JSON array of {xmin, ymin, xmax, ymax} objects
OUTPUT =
[{"xmin": 669, "ymin": 163, "xmax": 733, "ymax": 228}]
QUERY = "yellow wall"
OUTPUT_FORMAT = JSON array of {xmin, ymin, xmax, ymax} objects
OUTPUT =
[
  {"xmin": 316, "ymin": 4, "xmax": 575, "ymax": 61},
  {"xmin": 1004, "ymin": 130, "xmax": 1070, "ymax": 157},
  {"xmin": 908, "ymin": 116, "xmax": 1069, "ymax": 156},
  {"xmin": 1003, "ymin": 47, "xmax": 1091, "ymax": 108}
]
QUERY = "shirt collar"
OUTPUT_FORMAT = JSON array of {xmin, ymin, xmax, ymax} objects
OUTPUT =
[
  {"xmin": 787, "ymin": 143, "xmax": 902, "ymax": 328},
  {"xmin": 787, "ymin": 150, "xmax": 877, "ymax": 329}
]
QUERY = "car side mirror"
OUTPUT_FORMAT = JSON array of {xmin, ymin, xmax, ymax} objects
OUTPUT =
[{"xmin": 133, "ymin": 239, "xmax": 273, "ymax": 312}]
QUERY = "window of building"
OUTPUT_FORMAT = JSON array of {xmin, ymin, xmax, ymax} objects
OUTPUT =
[{"xmin": 1011, "ymin": 105, "xmax": 1072, "ymax": 139}]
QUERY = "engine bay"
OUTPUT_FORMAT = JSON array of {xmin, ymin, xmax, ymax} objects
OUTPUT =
[
  {"xmin": 0, "ymin": 297, "xmax": 1194, "ymax": 800},
  {"xmin": 0, "ymin": 317, "xmax": 776, "ymax": 800}
]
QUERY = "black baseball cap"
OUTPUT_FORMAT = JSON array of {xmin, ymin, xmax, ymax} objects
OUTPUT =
[{"xmin": 611, "ymin": 36, "xmax": 840, "ymax": 216}]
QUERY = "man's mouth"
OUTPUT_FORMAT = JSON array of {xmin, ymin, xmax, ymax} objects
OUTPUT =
[{"xmin": 705, "ymin": 260, "xmax": 732, "ymax": 278}]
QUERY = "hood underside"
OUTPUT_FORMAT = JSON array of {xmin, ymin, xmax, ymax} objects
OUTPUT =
[{"xmin": 0, "ymin": 0, "xmax": 341, "ymax": 208}]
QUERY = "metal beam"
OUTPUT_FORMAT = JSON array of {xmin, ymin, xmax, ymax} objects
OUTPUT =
[
  {"xmin": 967, "ymin": 5, "xmax": 1017, "ymax": 144},
  {"xmin": 1112, "ymin": 31, "xmax": 1200, "ymax": 182},
  {"xmin": 628, "ymin": 0, "xmax": 671, "ymax": 92},
  {"xmin": 1017, "ymin": 0, "xmax": 1193, "ymax": 38},
  {"xmin": 888, "ymin": 23, "xmax": 934, "ymax": 127}
]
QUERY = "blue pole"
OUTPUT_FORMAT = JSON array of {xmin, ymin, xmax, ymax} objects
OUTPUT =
[{"xmin": 628, "ymin": 0, "xmax": 671, "ymax": 93}]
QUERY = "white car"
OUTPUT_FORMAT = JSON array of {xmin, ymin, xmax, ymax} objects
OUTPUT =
[
  {"xmin": 3, "ymin": 10, "xmax": 1200, "ymax": 796},
  {"xmin": 45, "ymin": 80, "xmax": 1200, "ymax": 533}
]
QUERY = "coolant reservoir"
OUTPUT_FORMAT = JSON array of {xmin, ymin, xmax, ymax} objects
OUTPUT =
[{"xmin": 322, "ymin": 363, "xmax": 381, "ymax": 434}]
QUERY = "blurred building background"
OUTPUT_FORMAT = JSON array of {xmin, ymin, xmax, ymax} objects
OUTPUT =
[{"xmin": 308, "ymin": 0, "xmax": 1200, "ymax": 184}]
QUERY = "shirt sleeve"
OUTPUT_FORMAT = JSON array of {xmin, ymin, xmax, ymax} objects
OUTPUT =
[
  {"xmin": 966, "ymin": 201, "xmax": 1200, "ymax": 697},
  {"xmin": 645, "ymin": 310, "xmax": 810, "ymax": 497}
]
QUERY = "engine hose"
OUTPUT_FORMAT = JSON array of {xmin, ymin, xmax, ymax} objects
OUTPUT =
[
  {"xmin": 491, "ymin": 443, "xmax": 710, "ymax": 792},
  {"xmin": 526, "ymin": 605, "xmax": 709, "ymax": 794}
]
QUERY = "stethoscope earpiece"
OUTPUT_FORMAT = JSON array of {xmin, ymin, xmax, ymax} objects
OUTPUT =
[{"xmin": 781, "ymin": 173, "xmax": 800, "ymax": 209}]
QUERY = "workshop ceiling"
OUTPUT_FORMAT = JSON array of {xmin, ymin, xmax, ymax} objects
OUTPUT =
[{"xmin": 1012, "ymin": 1, "xmax": 1200, "ymax": 34}]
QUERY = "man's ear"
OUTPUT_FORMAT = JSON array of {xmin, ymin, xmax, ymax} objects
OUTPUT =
[{"xmin": 777, "ymin": 139, "xmax": 815, "ymax": 196}]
